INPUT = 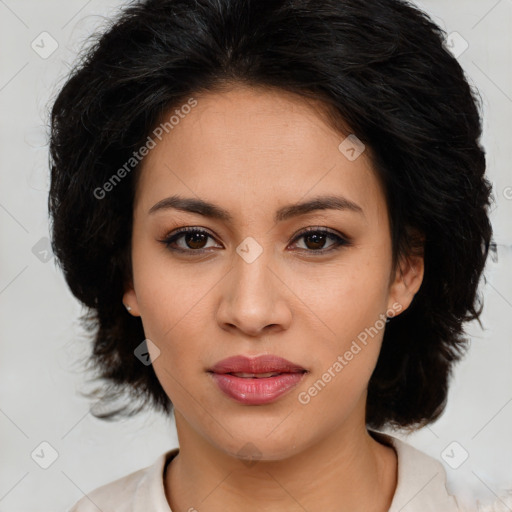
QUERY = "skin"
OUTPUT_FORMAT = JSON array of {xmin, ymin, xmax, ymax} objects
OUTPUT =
[{"xmin": 123, "ymin": 85, "xmax": 424, "ymax": 512}]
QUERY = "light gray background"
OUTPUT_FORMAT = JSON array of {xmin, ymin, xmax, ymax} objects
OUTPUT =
[{"xmin": 1, "ymin": 1, "xmax": 511, "ymax": 511}]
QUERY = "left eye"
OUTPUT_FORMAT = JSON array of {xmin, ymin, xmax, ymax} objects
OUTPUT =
[
  {"xmin": 291, "ymin": 228, "xmax": 348, "ymax": 252},
  {"xmin": 159, "ymin": 227, "xmax": 349, "ymax": 254}
]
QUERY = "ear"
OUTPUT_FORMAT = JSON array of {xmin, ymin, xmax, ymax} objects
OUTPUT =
[
  {"xmin": 386, "ymin": 233, "xmax": 425, "ymax": 316},
  {"xmin": 123, "ymin": 281, "xmax": 141, "ymax": 317}
]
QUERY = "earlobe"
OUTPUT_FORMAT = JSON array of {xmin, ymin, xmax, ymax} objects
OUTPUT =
[{"xmin": 122, "ymin": 286, "xmax": 141, "ymax": 316}]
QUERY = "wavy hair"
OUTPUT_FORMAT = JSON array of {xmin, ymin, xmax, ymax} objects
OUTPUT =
[{"xmin": 48, "ymin": 0, "xmax": 495, "ymax": 428}]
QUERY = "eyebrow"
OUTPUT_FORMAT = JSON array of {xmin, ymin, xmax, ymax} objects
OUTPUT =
[{"xmin": 148, "ymin": 194, "xmax": 365, "ymax": 222}]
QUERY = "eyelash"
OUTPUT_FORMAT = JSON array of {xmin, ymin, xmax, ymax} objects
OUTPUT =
[{"xmin": 158, "ymin": 226, "xmax": 351, "ymax": 256}]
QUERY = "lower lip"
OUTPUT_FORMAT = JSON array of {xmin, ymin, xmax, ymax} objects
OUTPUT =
[{"xmin": 210, "ymin": 372, "xmax": 306, "ymax": 405}]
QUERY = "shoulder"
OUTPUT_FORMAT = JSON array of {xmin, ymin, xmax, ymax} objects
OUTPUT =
[
  {"xmin": 373, "ymin": 432, "xmax": 512, "ymax": 512},
  {"xmin": 371, "ymin": 431, "xmax": 467, "ymax": 512},
  {"xmin": 67, "ymin": 448, "xmax": 178, "ymax": 512}
]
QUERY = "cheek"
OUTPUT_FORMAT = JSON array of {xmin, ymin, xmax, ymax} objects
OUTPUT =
[
  {"xmin": 294, "ymin": 254, "xmax": 389, "ymax": 389},
  {"xmin": 131, "ymin": 259, "xmax": 218, "ymax": 401},
  {"xmin": 296, "ymin": 253, "xmax": 390, "ymax": 338},
  {"xmin": 132, "ymin": 243, "xmax": 215, "ymax": 339},
  {"xmin": 297, "ymin": 285, "xmax": 386, "ymax": 422}
]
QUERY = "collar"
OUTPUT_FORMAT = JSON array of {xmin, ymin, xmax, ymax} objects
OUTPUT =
[
  {"xmin": 131, "ymin": 432, "xmax": 461, "ymax": 512},
  {"xmin": 372, "ymin": 431, "xmax": 461, "ymax": 512},
  {"xmin": 132, "ymin": 447, "xmax": 178, "ymax": 512}
]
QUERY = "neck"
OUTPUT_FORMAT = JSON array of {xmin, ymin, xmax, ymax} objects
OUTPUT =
[{"xmin": 165, "ymin": 412, "xmax": 397, "ymax": 512}]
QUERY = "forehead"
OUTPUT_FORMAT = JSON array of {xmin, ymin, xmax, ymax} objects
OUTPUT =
[{"xmin": 134, "ymin": 86, "xmax": 387, "ymax": 224}]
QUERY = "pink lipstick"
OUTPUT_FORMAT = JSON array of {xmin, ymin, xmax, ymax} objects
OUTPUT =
[{"xmin": 208, "ymin": 355, "xmax": 307, "ymax": 405}]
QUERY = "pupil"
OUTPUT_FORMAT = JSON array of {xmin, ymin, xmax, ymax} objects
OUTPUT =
[
  {"xmin": 305, "ymin": 233, "xmax": 325, "ymax": 250},
  {"xmin": 183, "ymin": 232, "xmax": 327, "ymax": 250},
  {"xmin": 186, "ymin": 232, "xmax": 207, "ymax": 249}
]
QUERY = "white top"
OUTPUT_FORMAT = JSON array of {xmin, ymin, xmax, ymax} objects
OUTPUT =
[{"xmin": 68, "ymin": 432, "xmax": 467, "ymax": 512}]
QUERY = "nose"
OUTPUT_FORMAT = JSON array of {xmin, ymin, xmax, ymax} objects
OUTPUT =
[{"xmin": 216, "ymin": 248, "xmax": 292, "ymax": 337}]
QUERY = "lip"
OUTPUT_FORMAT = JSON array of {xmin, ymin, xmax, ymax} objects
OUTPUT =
[
  {"xmin": 209, "ymin": 355, "xmax": 306, "ymax": 374},
  {"xmin": 208, "ymin": 355, "xmax": 307, "ymax": 405}
]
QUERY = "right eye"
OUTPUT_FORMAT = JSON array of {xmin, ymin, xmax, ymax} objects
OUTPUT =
[{"xmin": 158, "ymin": 227, "xmax": 222, "ymax": 254}]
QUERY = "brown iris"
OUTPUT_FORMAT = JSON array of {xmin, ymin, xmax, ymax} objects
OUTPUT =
[{"xmin": 184, "ymin": 232, "xmax": 208, "ymax": 249}]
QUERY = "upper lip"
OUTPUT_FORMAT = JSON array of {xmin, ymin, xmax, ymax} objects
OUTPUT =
[{"xmin": 209, "ymin": 355, "xmax": 306, "ymax": 374}]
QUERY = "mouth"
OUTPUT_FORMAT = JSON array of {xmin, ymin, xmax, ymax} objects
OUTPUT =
[
  {"xmin": 223, "ymin": 371, "xmax": 296, "ymax": 378},
  {"xmin": 208, "ymin": 355, "xmax": 308, "ymax": 405},
  {"xmin": 208, "ymin": 354, "xmax": 307, "ymax": 375}
]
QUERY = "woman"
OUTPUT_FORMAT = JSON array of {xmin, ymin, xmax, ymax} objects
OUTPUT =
[{"xmin": 48, "ymin": 0, "xmax": 496, "ymax": 510}]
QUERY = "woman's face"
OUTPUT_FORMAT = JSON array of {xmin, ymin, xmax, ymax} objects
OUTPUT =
[{"xmin": 124, "ymin": 85, "xmax": 423, "ymax": 460}]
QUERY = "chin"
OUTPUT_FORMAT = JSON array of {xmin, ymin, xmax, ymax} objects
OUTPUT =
[{"xmin": 213, "ymin": 430, "xmax": 310, "ymax": 464}]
